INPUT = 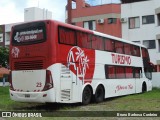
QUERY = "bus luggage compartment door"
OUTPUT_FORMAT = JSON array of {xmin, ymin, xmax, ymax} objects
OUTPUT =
[{"xmin": 60, "ymin": 65, "xmax": 73, "ymax": 101}]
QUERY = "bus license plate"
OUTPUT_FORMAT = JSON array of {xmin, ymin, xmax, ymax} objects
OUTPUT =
[{"xmin": 25, "ymin": 94, "xmax": 30, "ymax": 98}]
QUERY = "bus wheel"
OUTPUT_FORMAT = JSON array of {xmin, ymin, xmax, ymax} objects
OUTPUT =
[
  {"xmin": 94, "ymin": 85, "xmax": 104, "ymax": 103},
  {"xmin": 142, "ymin": 82, "xmax": 147, "ymax": 93},
  {"xmin": 82, "ymin": 86, "xmax": 92, "ymax": 105}
]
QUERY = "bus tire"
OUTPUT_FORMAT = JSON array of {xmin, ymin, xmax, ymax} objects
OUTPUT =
[
  {"xmin": 94, "ymin": 85, "xmax": 105, "ymax": 103},
  {"xmin": 142, "ymin": 82, "xmax": 147, "ymax": 93},
  {"xmin": 82, "ymin": 86, "xmax": 92, "ymax": 105}
]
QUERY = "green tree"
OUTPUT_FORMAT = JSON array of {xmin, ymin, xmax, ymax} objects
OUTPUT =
[{"xmin": 0, "ymin": 46, "xmax": 9, "ymax": 68}]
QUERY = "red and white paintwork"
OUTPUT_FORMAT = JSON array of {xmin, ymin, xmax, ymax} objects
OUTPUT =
[{"xmin": 9, "ymin": 20, "xmax": 152, "ymax": 103}]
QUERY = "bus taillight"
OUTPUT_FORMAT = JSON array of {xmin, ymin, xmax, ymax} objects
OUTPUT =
[
  {"xmin": 42, "ymin": 70, "xmax": 53, "ymax": 91},
  {"xmin": 9, "ymin": 71, "xmax": 14, "ymax": 91}
]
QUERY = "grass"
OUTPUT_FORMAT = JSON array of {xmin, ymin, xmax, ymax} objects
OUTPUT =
[
  {"xmin": 0, "ymin": 87, "xmax": 43, "ymax": 110},
  {"xmin": 0, "ymin": 87, "xmax": 160, "ymax": 119},
  {"xmin": 0, "ymin": 87, "xmax": 160, "ymax": 111}
]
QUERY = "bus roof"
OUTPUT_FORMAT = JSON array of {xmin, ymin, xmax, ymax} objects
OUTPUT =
[
  {"xmin": 52, "ymin": 19, "xmax": 146, "ymax": 48},
  {"xmin": 12, "ymin": 19, "xmax": 146, "ymax": 49},
  {"xmin": 93, "ymin": 31, "xmax": 146, "ymax": 48}
]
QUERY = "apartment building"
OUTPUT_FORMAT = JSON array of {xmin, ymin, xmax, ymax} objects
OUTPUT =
[
  {"xmin": 121, "ymin": 0, "xmax": 160, "ymax": 71},
  {"xmin": 66, "ymin": 0, "xmax": 122, "ymax": 37}
]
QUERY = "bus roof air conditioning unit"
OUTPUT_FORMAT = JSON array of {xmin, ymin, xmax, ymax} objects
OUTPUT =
[
  {"xmin": 120, "ymin": 18, "xmax": 127, "ymax": 23},
  {"xmin": 97, "ymin": 19, "xmax": 104, "ymax": 24}
]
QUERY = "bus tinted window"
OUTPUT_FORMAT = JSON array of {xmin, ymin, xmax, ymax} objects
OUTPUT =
[
  {"xmin": 105, "ymin": 65, "xmax": 116, "ymax": 79},
  {"xmin": 105, "ymin": 65, "xmax": 143, "ymax": 79},
  {"xmin": 91, "ymin": 35, "xmax": 104, "ymax": 50},
  {"xmin": 116, "ymin": 66, "xmax": 125, "ymax": 78},
  {"xmin": 133, "ymin": 67, "xmax": 142, "ymax": 78},
  {"xmin": 12, "ymin": 22, "xmax": 46, "ymax": 45},
  {"xmin": 131, "ymin": 45, "xmax": 140, "ymax": 57},
  {"xmin": 142, "ymin": 48, "xmax": 149, "ymax": 58},
  {"xmin": 59, "ymin": 26, "xmax": 76, "ymax": 45},
  {"xmin": 115, "ymin": 41, "xmax": 124, "ymax": 54},
  {"xmin": 126, "ymin": 67, "xmax": 133, "ymax": 78},
  {"xmin": 144, "ymin": 67, "xmax": 152, "ymax": 80},
  {"xmin": 124, "ymin": 43, "xmax": 132, "ymax": 55},
  {"xmin": 142, "ymin": 48, "xmax": 152, "ymax": 79},
  {"xmin": 77, "ymin": 32, "xmax": 91, "ymax": 49},
  {"xmin": 104, "ymin": 39, "xmax": 115, "ymax": 52}
]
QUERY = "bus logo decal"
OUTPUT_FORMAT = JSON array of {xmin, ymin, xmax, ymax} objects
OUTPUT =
[
  {"xmin": 14, "ymin": 29, "xmax": 44, "ymax": 43},
  {"xmin": 11, "ymin": 47, "xmax": 20, "ymax": 58},
  {"xmin": 111, "ymin": 53, "xmax": 131, "ymax": 65},
  {"xmin": 67, "ymin": 46, "xmax": 89, "ymax": 77},
  {"xmin": 115, "ymin": 84, "xmax": 133, "ymax": 93},
  {"xmin": 14, "ymin": 32, "xmax": 24, "ymax": 42}
]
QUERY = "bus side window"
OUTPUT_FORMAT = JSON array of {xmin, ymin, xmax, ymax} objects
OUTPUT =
[
  {"xmin": 104, "ymin": 39, "xmax": 115, "ymax": 52},
  {"xmin": 124, "ymin": 43, "xmax": 132, "ymax": 55},
  {"xmin": 105, "ymin": 65, "xmax": 116, "ymax": 79},
  {"xmin": 116, "ymin": 66, "xmax": 125, "ymax": 78},
  {"xmin": 77, "ymin": 32, "xmax": 91, "ymax": 49},
  {"xmin": 144, "ymin": 67, "xmax": 152, "ymax": 80},
  {"xmin": 115, "ymin": 41, "xmax": 124, "ymax": 54},
  {"xmin": 91, "ymin": 35, "xmax": 104, "ymax": 50},
  {"xmin": 136, "ymin": 46, "xmax": 140, "ymax": 57},
  {"xmin": 58, "ymin": 27, "xmax": 76, "ymax": 46},
  {"xmin": 133, "ymin": 67, "xmax": 142, "ymax": 78},
  {"xmin": 131, "ymin": 45, "xmax": 140, "ymax": 57},
  {"xmin": 142, "ymin": 48, "xmax": 149, "ymax": 58},
  {"xmin": 126, "ymin": 67, "xmax": 133, "ymax": 78}
]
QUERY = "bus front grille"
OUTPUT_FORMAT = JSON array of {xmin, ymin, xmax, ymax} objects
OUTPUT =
[{"xmin": 14, "ymin": 60, "xmax": 44, "ymax": 70}]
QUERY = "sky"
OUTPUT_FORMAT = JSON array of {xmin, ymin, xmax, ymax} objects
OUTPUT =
[{"xmin": 0, "ymin": 0, "xmax": 120, "ymax": 25}]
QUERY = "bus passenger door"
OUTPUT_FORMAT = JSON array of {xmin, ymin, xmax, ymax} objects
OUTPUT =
[{"xmin": 135, "ymin": 67, "xmax": 143, "ymax": 93}]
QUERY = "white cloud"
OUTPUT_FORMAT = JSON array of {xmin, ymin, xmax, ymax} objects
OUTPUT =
[
  {"xmin": 36, "ymin": 0, "xmax": 67, "ymax": 21},
  {"xmin": 0, "ymin": 0, "xmax": 67, "ymax": 25},
  {"xmin": 0, "ymin": 0, "xmax": 120, "ymax": 25},
  {"xmin": 0, "ymin": 1, "xmax": 23, "ymax": 24}
]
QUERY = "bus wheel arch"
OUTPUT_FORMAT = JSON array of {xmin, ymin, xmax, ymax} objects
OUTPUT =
[
  {"xmin": 94, "ymin": 84, "xmax": 105, "ymax": 103},
  {"xmin": 142, "ymin": 82, "xmax": 147, "ymax": 93},
  {"xmin": 82, "ymin": 85, "xmax": 93, "ymax": 105}
]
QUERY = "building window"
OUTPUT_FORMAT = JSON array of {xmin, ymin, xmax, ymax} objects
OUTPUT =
[
  {"xmin": 0, "ymin": 34, "xmax": 3, "ymax": 42},
  {"xmin": 143, "ymin": 40, "xmax": 156, "ymax": 49},
  {"xmin": 157, "ymin": 13, "xmax": 160, "ymax": 26},
  {"xmin": 129, "ymin": 17, "xmax": 140, "ymax": 29},
  {"xmin": 72, "ymin": 1, "xmax": 76, "ymax": 9},
  {"xmin": 108, "ymin": 18, "xmax": 117, "ymax": 24},
  {"xmin": 83, "ymin": 20, "xmax": 96, "ymax": 30},
  {"xmin": 142, "ymin": 15, "xmax": 155, "ymax": 24},
  {"xmin": 132, "ymin": 41, "xmax": 141, "ymax": 44},
  {"xmin": 71, "ymin": 23, "xmax": 76, "ymax": 25},
  {"xmin": 158, "ymin": 40, "xmax": 160, "ymax": 52}
]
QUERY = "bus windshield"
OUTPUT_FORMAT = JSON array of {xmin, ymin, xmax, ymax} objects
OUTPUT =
[{"xmin": 12, "ymin": 21, "xmax": 46, "ymax": 45}]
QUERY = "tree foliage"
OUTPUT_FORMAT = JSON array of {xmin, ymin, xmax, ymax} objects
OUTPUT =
[{"xmin": 0, "ymin": 46, "xmax": 9, "ymax": 68}]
